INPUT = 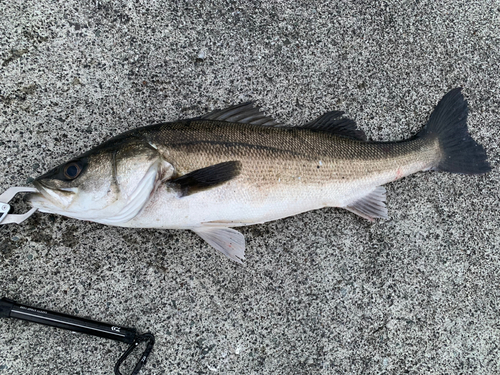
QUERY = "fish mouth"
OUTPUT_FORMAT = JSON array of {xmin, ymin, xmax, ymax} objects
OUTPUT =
[{"xmin": 28, "ymin": 180, "xmax": 77, "ymax": 211}]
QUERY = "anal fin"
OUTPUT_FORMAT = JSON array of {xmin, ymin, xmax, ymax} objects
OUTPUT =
[
  {"xmin": 345, "ymin": 186, "xmax": 388, "ymax": 221},
  {"xmin": 192, "ymin": 227, "xmax": 246, "ymax": 264}
]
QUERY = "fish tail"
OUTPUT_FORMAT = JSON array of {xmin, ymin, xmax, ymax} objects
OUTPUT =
[{"xmin": 418, "ymin": 88, "xmax": 491, "ymax": 174}]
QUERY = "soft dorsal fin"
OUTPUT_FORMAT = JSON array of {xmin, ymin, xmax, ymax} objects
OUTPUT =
[
  {"xmin": 345, "ymin": 186, "xmax": 388, "ymax": 221},
  {"xmin": 192, "ymin": 226, "xmax": 245, "ymax": 264},
  {"xmin": 169, "ymin": 161, "xmax": 241, "ymax": 196},
  {"xmin": 300, "ymin": 111, "xmax": 366, "ymax": 141},
  {"xmin": 200, "ymin": 102, "xmax": 280, "ymax": 126}
]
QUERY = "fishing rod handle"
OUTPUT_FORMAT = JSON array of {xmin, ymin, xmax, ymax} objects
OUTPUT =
[{"xmin": 0, "ymin": 297, "xmax": 136, "ymax": 344}]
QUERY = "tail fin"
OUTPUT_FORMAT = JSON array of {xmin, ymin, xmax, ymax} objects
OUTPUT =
[{"xmin": 419, "ymin": 88, "xmax": 491, "ymax": 174}]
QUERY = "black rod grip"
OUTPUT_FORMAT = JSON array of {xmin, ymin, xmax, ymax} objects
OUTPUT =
[{"xmin": 0, "ymin": 297, "xmax": 136, "ymax": 344}]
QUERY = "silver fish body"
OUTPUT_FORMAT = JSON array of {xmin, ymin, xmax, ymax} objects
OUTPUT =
[{"xmin": 28, "ymin": 89, "xmax": 490, "ymax": 262}]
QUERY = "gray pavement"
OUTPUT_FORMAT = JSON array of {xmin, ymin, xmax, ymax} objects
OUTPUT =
[{"xmin": 0, "ymin": 1, "xmax": 499, "ymax": 374}]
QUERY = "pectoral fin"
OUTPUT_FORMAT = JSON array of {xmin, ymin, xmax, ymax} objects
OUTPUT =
[
  {"xmin": 169, "ymin": 161, "xmax": 241, "ymax": 196},
  {"xmin": 345, "ymin": 186, "xmax": 388, "ymax": 221},
  {"xmin": 192, "ymin": 227, "xmax": 245, "ymax": 264}
]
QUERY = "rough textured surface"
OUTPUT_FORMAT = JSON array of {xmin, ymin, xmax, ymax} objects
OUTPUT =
[{"xmin": 0, "ymin": 1, "xmax": 498, "ymax": 374}]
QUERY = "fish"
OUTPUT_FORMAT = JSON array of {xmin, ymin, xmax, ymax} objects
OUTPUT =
[{"xmin": 27, "ymin": 88, "xmax": 491, "ymax": 263}]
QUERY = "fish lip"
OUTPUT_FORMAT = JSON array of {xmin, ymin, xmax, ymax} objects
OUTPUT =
[
  {"xmin": 30, "ymin": 180, "xmax": 76, "ymax": 209},
  {"xmin": 31, "ymin": 180, "xmax": 51, "ymax": 199},
  {"xmin": 28, "ymin": 181, "xmax": 53, "ymax": 206}
]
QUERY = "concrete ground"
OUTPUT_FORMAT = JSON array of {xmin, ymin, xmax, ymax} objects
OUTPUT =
[{"xmin": 1, "ymin": 1, "xmax": 499, "ymax": 374}]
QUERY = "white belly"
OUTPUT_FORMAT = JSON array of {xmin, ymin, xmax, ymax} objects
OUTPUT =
[{"xmin": 120, "ymin": 175, "xmax": 390, "ymax": 229}]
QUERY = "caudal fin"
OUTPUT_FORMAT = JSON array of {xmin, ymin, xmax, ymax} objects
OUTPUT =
[{"xmin": 419, "ymin": 88, "xmax": 491, "ymax": 174}]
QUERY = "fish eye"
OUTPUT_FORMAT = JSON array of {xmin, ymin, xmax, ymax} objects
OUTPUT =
[{"xmin": 63, "ymin": 162, "xmax": 82, "ymax": 180}]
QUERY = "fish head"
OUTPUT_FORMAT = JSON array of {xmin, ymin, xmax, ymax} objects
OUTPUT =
[{"xmin": 28, "ymin": 138, "xmax": 171, "ymax": 224}]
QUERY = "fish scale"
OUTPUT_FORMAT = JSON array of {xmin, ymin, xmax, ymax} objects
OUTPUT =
[
  {"xmin": 145, "ymin": 120, "xmax": 437, "ymax": 187},
  {"xmin": 27, "ymin": 89, "xmax": 490, "ymax": 263}
]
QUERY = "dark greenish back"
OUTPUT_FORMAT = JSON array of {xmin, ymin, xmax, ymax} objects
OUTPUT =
[{"xmin": 118, "ymin": 119, "xmax": 440, "ymax": 186}]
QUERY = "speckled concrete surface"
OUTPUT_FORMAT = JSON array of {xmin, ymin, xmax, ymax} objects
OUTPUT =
[{"xmin": 0, "ymin": 1, "xmax": 499, "ymax": 374}]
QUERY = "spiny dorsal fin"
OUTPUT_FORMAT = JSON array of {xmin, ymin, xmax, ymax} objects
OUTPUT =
[
  {"xmin": 200, "ymin": 102, "xmax": 280, "ymax": 126},
  {"xmin": 192, "ymin": 226, "xmax": 245, "ymax": 264},
  {"xmin": 169, "ymin": 161, "xmax": 241, "ymax": 196},
  {"xmin": 300, "ymin": 111, "xmax": 366, "ymax": 141},
  {"xmin": 345, "ymin": 186, "xmax": 387, "ymax": 221}
]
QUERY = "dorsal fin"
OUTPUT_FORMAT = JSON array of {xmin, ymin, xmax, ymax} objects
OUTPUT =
[
  {"xmin": 199, "ymin": 102, "xmax": 280, "ymax": 126},
  {"xmin": 300, "ymin": 111, "xmax": 366, "ymax": 141}
]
